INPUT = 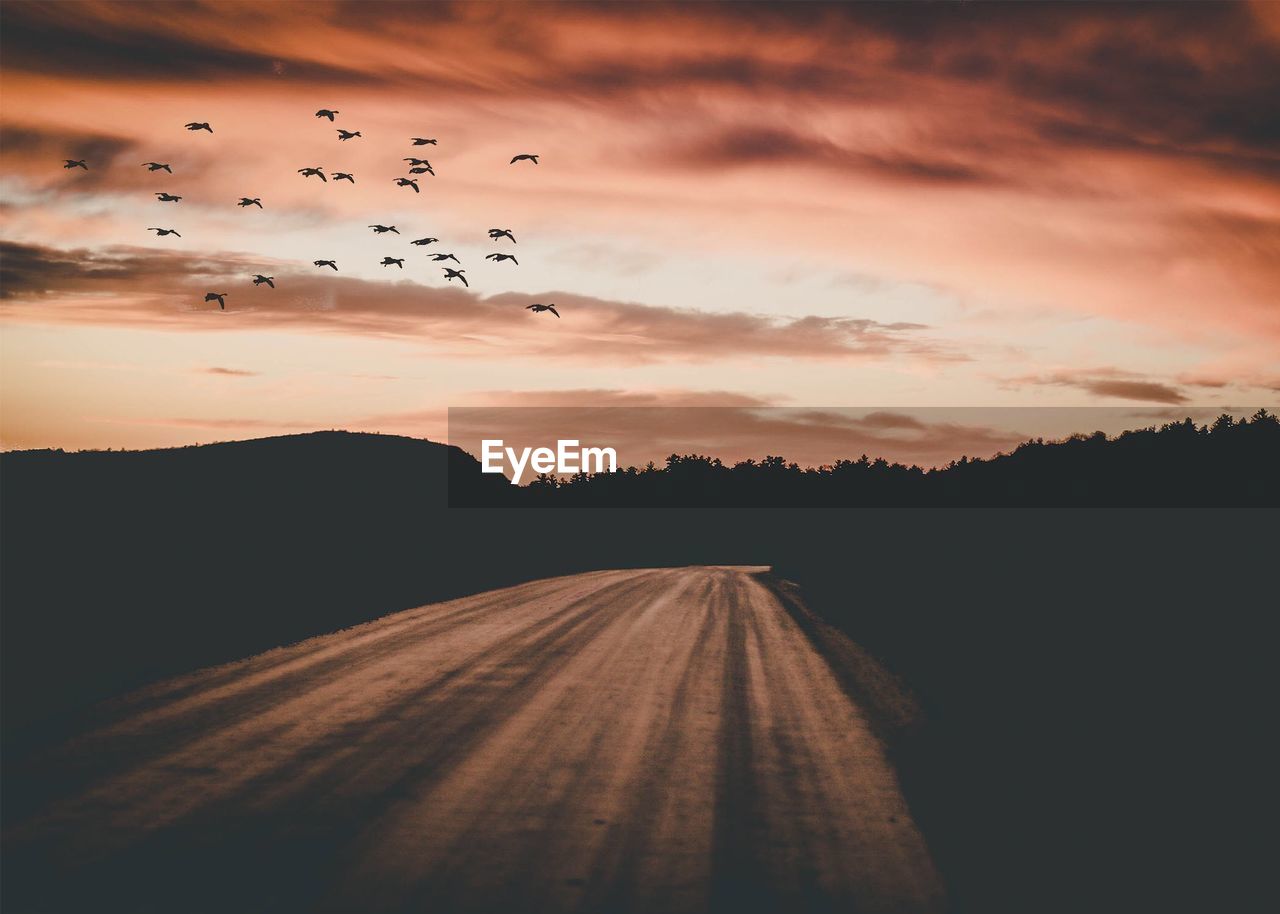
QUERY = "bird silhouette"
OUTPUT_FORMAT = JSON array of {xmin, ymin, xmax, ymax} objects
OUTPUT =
[
  {"xmin": 527, "ymin": 303, "xmax": 560, "ymax": 317},
  {"xmin": 337, "ymin": 129, "xmax": 362, "ymax": 141},
  {"xmin": 368, "ymin": 224, "xmax": 399, "ymax": 234},
  {"xmin": 315, "ymin": 109, "xmax": 339, "ymax": 121},
  {"xmin": 394, "ymin": 177, "xmax": 420, "ymax": 193},
  {"xmin": 331, "ymin": 172, "xmax": 355, "ymax": 183},
  {"xmin": 488, "ymin": 228, "xmax": 516, "ymax": 243},
  {"xmin": 64, "ymin": 159, "xmax": 88, "ymax": 169},
  {"xmin": 252, "ymin": 274, "xmax": 275, "ymax": 288},
  {"xmin": 298, "ymin": 167, "xmax": 327, "ymax": 181},
  {"xmin": 185, "ymin": 122, "xmax": 213, "ymax": 132},
  {"xmin": 410, "ymin": 237, "xmax": 439, "ymax": 246},
  {"xmin": 237, "ymin": 197, "xmax": 263, "ymax": 208},
  {"xmin": 486, "ymin": 253, "xmax": 519, "ymax": 265},
  {"xmin": 154, "ymin": 192, "xmax": 182, "ymax": 202},
  {"xmin": 204, "ymin": 292, "xmax": 228, "ymax": 309},
  {"xmin": 381, "ymin": 257, "xmax": 405, "ymax": 269},
  {"xmin": 314, "ymin": 260, "xmax": 338, "ymax": 270},
  {"xmin": 510, "ymin": 154, "xmax": 539, "ymax": 164},
  {"xmin": 403, "ymin": 158, "xmax": 431, "ymax": 166},
  {"xmin": 443, "ymin": 268, "xmax": 468, "ymax": 287},
  {"xmin": 411, "ymin": 137, "xmax": 437, "ymax": 146},
  {"xmin": 409, "ymin": 165, "xmax": 435, "ymax": 175},
  {"xmin": 430, "ymin": 253, "xmax": 460, "ymax": 263},
  {"xmin": 142, "ymin": 162, "xmax": 173, "ymax": 173},
  {"xmin": 148, "ymin": 227, "xmax": 181, "ymax": 237}
]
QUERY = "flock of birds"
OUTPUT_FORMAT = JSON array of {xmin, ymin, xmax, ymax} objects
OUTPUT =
[{"xmin": 62, "ymin": 110, "xmax": 561, "ymax": 318}]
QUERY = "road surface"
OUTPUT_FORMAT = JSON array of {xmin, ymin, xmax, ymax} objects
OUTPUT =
[{"xmin": 4, "ymin": 566, "xmax": 944, "ymax": 913}]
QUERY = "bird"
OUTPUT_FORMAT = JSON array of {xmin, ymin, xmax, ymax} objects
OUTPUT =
[
  {"xmin": 142, "ymin": 162, "xmax": 173, "ymax": 173},
  {"xmin": 394, "ymin": 177, "xmax": 419, "ymax": 193},
  {"xmin": 154, "ymin": 192, "xmax": 182, "ymax": 202},
  {"xmin": 331, "ymin": 172, "xmax": 355, "ymax": 183},
  {"xmin": 410, "ymin": 237, "xmax": 439, "ymax": 246},
  {"xmin": 252, "ymin": 274, "xmax": 275, "ymax": 288},
  {"xmin": 237, "ymin": 197, "xmax": 263, "ymax": 208},
  {"xmin": 185, "ymin": 122, "xmax": 213, "ymax": 132},
  {"xmin": 488, "ymin": 228, "xmax": 516, "ymax": 243},
  {"xmin": 314, "ymin": 260, "xmax": 338, "ymax": 270},
  {"xmin": 430, "ymin": 253, "xmax": 460, "ymax": 263},
  {"xmin": 411, "ymin": 137, "xmax": 437, "ymax": 146},
  {"xmin": 204, "ymin": 292, "xmax": 228, "ymax": 309},
  {"xmin": 298, "ymin": 167, "xmax": 327, "ymax": 181},
  {"xmin": 403, "ymin": 157, "xmax": 431, "ymax": 166},
  {"xmin": 315, "ymin": 109, "xmax": 339, "ymax": 121},
  {"xmin": 148, "ymin": 227, "xmax": 181, "ymax": 237},
  {"xmin": 368, "ymin": 224, "xmax": 399, "ymax": 234},
  {"xmin": 337, "ymin": 129, "xmax": 362, "ymax": 141},
  {"xmin": 64, "ymin": 159, "xmax": 88, "ymax": 169},
  {"xmin": 381, "ymin": 257, "xmax": 405, "ymax": 269},
  {"xmin": 443, "ymin": 268, "xmax": 468, "ymax": 287},
  {"xmin": 510, "ymin": 154, "xmax": 539, "ymax": 164},
  {"xmin": 486, "ymin": 253, "xmax": 519, "ymax": 265},
  {"xmin": 409, "ymin": 165, "xmax": 435, "ymax": 175},
  {"xmin": 527, "ymin": 303, "xmax": 560, "ymax": 317}
]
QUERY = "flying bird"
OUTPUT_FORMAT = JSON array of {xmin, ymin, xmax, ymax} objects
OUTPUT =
[
  {"xmin": 443, "ymin": 268, "xmax": 468, "ymax": 287},
  {"xmin": 64, "ymin": 159, "xmax": 88, "ymax": 170},
  {"xmin": 142, "ymin": 162, "xmax": 173, "ymax": 173},
  {"xmin": 331, "ymin": 172, "xmax": 355, "ymax": 183},
  {"xmin": 381, "ymin": 257, "xmax": 405, "ymax": 269},
  {"xmin": 527, "ymin": 303, "xmax": 560, "ymax": 317},
  {"xmin": 315, "ymin": 109, "xmax": 339, "ymax": 121},
  {"xmin": 510, "ymin": 154, "xmax": 539, "ymax": 165},
  {"xmin": 298, "ymin": 167, "xmax": 327, "ymax": 181},
  {"xmin": 403, "ymin": 158, "xmax": 431, "ymax": 166},
  {"xmin": 486, "ymin": 253, "xmax": 519, "ymax": 265},
  {"xmin": 155, "ymin": 192, "xmax": 182, "ymax": 202},
  {"xmin": 148, "ymin": 227, "xmax": 181, "ymax": 237},
  {"xmin": 252, "ymin": 274, "xmax": 275, "ymax": 288},
  {"xmin": 488, "ymin": 228, "xmax": 516, "ymax": 243},
  {"xmin": 368, "ymin": 224, "xmax": 399, "ymax": 234},
  {"xmin": 314, "ymin": 260, "xmax": 338, "ymax": 270},
  {"xmin": 337, "ymin": 129, "xmax": 362, "ymax": 141},
  {"xmin": 411, "ymin": 137, "xmax": 437, "ymax": 146},
  {"xmin": 185, "ymin": 122, "xmax": 213, "ymax": 132},
  {"xmin": 430, "ymin": 253, "xmax": 460, "ymax": 263},
  {"xmin": 409, "ymin": 165, "xmax": 435, "ymax": 175},
  {"xmin": 237, "ymin": 197, "xmax": 263, "ymax": 208},
  {"xmin": 394, "ymin": 177, "xmax": 419, "ymax": 193},
  {"xmin": 204, "ymin": 292, "xmax": 228, "ymax": 309},
  {"xmin": 410, "ymin": 237, "xmax": 439, "ymax": 246}
]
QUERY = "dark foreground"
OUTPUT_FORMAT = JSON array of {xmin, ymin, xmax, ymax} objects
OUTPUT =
[{"xmin": 2, "ymin": 567, "xmax": 942, "ymax": 914}]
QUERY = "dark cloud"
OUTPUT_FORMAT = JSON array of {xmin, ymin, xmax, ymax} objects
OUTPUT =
[
  {"xmin": 0, "ymin": 241, "xmax": 964, "ymax": 365},
  {"xmin": 0, "ymin": 2, "xmax": 378, "ymax": 84},
  {"xmin": 1008, "ymin": 368, "xmax": 1190, "ymax": 405},
  {"xmin": 4, "ymin": 1, "xmax": 1277, "ymax": 179},
  {"xmin": 675, "ymin": 126, "xmax": 992, "ymax": 185},
  {"xmin": 202, "ymin": 366, "xmax": 258, "ymax": 377}
]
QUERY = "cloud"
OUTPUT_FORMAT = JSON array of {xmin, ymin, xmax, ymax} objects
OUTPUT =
[
  {"xmin": 202, "ymin": 366, "xmax": 258, "ymax": 377},
  {"xmin": 463, "ymin": 388, "xmax": 776, "ymax": 408},
  {"xmin": 0, "ymin": 241, "xmax": 964, "ymax": 365},
  {"xmin": 674, "ymin": 126, "xmax": 993, "ymax": 185},
  {"xmin": 1007, "ymin": 368, "xmax": 1190, "ymax": 404}
]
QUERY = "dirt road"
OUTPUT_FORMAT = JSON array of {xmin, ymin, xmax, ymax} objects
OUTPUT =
[{"xmin": 4, "ymin": 567, "xmax": 944, "ymax": 913}]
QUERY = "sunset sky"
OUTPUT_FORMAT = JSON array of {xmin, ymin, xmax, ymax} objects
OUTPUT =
[{"xmin": 1, "ymin": 0, "xmax": 1277, "ymax": 458}]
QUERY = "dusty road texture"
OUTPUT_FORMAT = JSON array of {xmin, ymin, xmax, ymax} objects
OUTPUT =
[{"xmin": 4, "ymin": 567, "xmax": 944, "ymax": 914}]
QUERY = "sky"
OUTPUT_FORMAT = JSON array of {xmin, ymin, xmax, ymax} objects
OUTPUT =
[{"xmin": 1, "ymin": 0, "xmax": 1277, "ymax": 459}]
